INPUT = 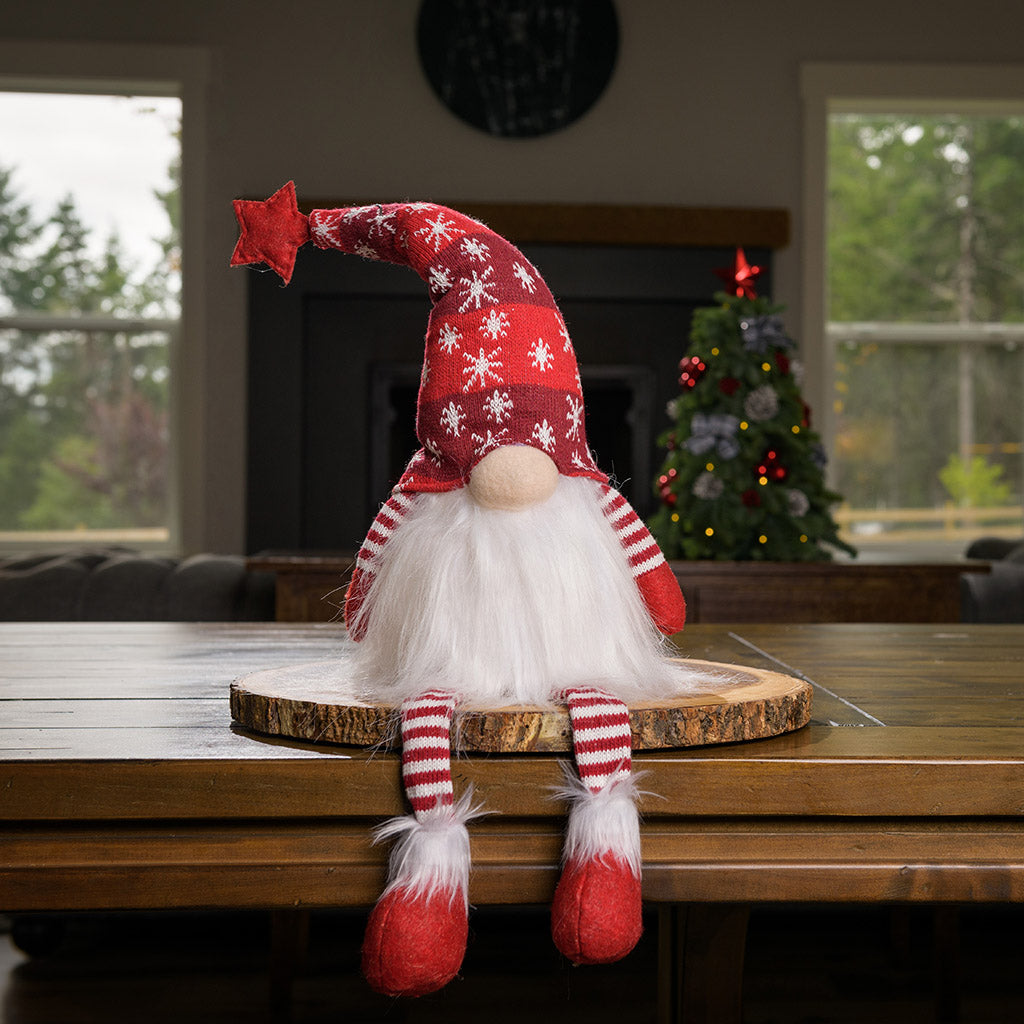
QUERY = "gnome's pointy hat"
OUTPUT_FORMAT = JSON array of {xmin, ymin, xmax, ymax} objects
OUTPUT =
[
  {"xmin": 232, "ymin": 181, "xmax": 606, "ymax": 495},
  {"xmin": 231, "ymin": 182, "xmax": 686, "ymax": 640}
]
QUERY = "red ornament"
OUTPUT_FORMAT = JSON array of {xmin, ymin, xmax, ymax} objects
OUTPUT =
[
  {"xmin": 741, "ymin": 489, "xmax": 761, "ymax": 508},
  {"xmin": 678, "ymin": 355, "xmax": 707, "ymax": 389},
  {"xmin": 757, "ymin": 449, "xmax": 788, "ymax": 483},
  {"xmin": 775, "ymin": 350, "xmax": 790, "ymax": 376},
  {"xmin": 658, "ymin": 468, "xmax": 679, "ymax": 506},
  {"xmin": 801, "ymin": 401, "xmax": 812, "ymax": 428},
  {"xmin": 718, "ymin": 377, "xmax": 740, "ymax": 396},
  {"xmin": 714, "ymin": 247, "xmax": 761, "ymax": 299}
]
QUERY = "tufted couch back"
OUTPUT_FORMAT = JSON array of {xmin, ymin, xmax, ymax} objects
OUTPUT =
[{"xmin": 0, "ymin": 548, "xmax": 276, "ymax": 622}]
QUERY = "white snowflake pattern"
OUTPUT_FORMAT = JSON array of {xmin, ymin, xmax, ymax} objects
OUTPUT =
[
  {"xmin": 458, "ymin": 265, "xmax": 499, "ymax": 312},
  {"xmin": 471, "ymin": 428, "xmax": 508, "ymax": 457},
  {"xmin": 480, "ymin": 309, "xmax": 510, "ymax": 340},
  {"xmin": 462, "ymin": 346, "xmax": 504, "ymax": 391},
  {"xmin": 423, "ymin": 438, "xmax": 443, "ymax": 467},
  {"xmin": 436, "ymin": 322, "xmax": 462, "ymax": 354},
  {"xmin": 571, "ymin": 449, "xmax": 596, "ymax": 470},
  {"xmin": 565, "ymin": 394, "xmax": 584, "ymax": 441},
  {"xmin": 460, "ymin": 237, "xmax": 491, "ymax": 262},
  {"xmin": 532, "ymin": 419, "xmax": 557, "ymax": 453},
  {"xmin": 512, "ymin": 261, "xmax": 537, "ymax": 294},
  {"xmin": 429, "ymin": 265, "xmax": 454, "ymax": 295},
  {"xmin": 367, "ymin": 207, "xmax": 397, "ymax": 236},
  {"xmin": 439, "ymin": 401, "xmax": 467, "ymax": 437},
  {"xmin": 529, "ymin": 337, "xmax": 555, "ymax": 372},
  {"xmin": 483, "ymin": 389, "xmax": 514, "ymax": 424},
  {"xmin": 310, "ymin": 211, "xmax": 341, "ymax": 246},
  {"xmin": 342, "ymin": 206, "xmax": 375, "ymax": 223},
  {"xmin": 421, "ymin": 355, "xmax": 431, "ymax": 386},
  {"xmin": 557, "ymin": 318, "xmax": 572, "ymax": 353},
  {"xmin": 415, "ymin": 211, "xmax": 459, "ymax": 252},
  {"xmin": 354, "ymin": 241, "xmax": 379, "ymax": 260}
]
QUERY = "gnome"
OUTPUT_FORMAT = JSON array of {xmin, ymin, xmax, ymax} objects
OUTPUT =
[{"xmin": 231, "ymin": 183, "xmax": 688, "ymax": 997}]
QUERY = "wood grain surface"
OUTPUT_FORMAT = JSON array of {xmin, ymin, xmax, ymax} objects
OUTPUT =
[
  {"xmin": 228, "ymin": 658, "xmax": 812, "ymax": 752},
  {"xmin": 6, "ymin": 622, "xmax": 1024, "ymax": 915}
]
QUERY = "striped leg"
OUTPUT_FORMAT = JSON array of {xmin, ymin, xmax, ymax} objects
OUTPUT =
[
  {"xmin": 551, "ymin": 686, "xmax": 643, "ymax": 966},
  {"xmin": 362, "ymin": 689, "xmax": 472, "ymax": 997}
]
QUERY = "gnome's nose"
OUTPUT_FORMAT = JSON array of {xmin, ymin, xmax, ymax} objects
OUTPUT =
[{"xmin": 467, "ymin": 446, "xmax": 559, "ymax": 511}]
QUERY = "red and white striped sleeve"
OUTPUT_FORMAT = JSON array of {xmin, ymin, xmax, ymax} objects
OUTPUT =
[
  {"xmin": 598, "ymin": 484, "xmax": 686, "ymax": 636},
  {"xmin": 344, "ymin": 491, "xmax": 416, "ymax": 640}
]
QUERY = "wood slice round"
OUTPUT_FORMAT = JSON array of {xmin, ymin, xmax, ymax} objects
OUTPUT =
[{"xmin": 230, "ymin": 659, "xmax": 811, "ymax": 752}]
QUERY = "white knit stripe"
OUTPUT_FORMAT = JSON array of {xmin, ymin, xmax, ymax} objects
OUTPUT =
[
  {"xmin": 574, "ymin": 748, "xmax": 632, "ymax": 770},
  {"xmin": 401, "ymin": 730, "xmax": 456, "ymax": 753},
  {"xmin": 568, "ymin": 701, "xmax": 631, "ymax": 721},
  {"xmin": 404, "ymin": 780, "xmax": 455, "ymax": 805},
  {"xmin": 631, "ymin": 551, "xmax": 666, "ymax": 576},
  {"xmin": 571, "ymin": 722, "xmax": 634, "ymax": 745}
]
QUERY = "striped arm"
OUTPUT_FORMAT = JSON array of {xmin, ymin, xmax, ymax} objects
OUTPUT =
[
  {"xmin": 563, "ymin": 687, "xmax": 633, "ymax": 793},
  {"xmin": 400, "ymin": 690, "xmax": 458, "ymax": 816},
  {"xmin": 344, "ymin": 491, "xmax": 416, "ymax": 640},
  {"xmin": 598, "ymin": 484, "xmax": 686, "ymax": 636}
]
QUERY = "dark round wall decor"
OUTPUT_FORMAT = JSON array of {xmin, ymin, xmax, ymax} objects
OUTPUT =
[{"xmin": 417, "ymin": 0, "xmax": 619, "ymax": 139}]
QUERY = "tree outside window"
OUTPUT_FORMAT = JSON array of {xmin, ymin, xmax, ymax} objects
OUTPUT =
[
  {"xmin": 827, "ymin": 112, "xmax": 1024, "ymax": 552},
  {"xmin": 0, "ymin": 91, "xmax": 180, "ymax": 547}
]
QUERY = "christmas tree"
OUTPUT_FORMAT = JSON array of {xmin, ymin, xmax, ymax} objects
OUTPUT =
[{"xmin": 649, "ymin": 250, "xmax": 855, "ymax": 562}]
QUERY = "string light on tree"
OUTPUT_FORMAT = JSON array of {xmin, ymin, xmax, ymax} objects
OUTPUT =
[{"xmin": 648, "ymin": 251, "xmax": 855, "ymax": 562}]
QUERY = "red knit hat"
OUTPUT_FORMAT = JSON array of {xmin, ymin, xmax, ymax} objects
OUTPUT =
[{"xmin": 231, "ymin": 181, "xmax": 606, "ymax": 494}]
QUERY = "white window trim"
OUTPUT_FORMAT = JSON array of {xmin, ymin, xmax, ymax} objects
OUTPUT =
[
  {"xmin": 800, "ymin": 63, "xmax": 1024, "ymax": 557},
  {"xmin": 0, "ymin": 42, "xmax": 209, "ymax": 555}
]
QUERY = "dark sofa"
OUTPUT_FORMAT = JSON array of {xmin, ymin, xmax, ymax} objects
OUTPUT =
[{"xmin": 0, "ymin": 548, "xmax": 276, "ymax": 622}]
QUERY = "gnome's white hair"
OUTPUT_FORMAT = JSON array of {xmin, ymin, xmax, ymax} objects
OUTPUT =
[{"xmin": 349, "ymin": 475, "xmax": 695, "ymax": 707}]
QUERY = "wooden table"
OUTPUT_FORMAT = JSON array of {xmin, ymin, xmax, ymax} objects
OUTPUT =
[{"xmin": 3, "ymin": 621, "xmax": 1024, "ymax": 1022}]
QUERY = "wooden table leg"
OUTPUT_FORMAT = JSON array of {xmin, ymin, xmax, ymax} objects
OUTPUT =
[
  {"xmin": 269, "ymin": 909, "xmax": 311, "ymax": 1023},
  {"xmin": 657, "ymin": 904, "xmax": 750, "ymax": 1024}
]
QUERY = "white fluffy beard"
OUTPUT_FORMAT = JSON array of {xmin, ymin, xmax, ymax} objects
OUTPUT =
[{"xmin": 349, "ymin": 476, "xmax": 695, "ymax": 707}]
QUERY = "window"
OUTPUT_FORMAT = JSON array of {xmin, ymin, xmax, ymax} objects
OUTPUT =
[
  {"xmin": 802, "ymin": 65, "xmax": 1024, "ymax": 559},
  {"xmin": 0, "ymin": 89, "xmax": 181, "ymax": 549}
]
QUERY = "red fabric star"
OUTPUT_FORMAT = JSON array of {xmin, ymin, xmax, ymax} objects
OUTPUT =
[
  {"xmin": 230, "ymin": 180, "xmax": 311, "ymax": 285},
  {"xmin": 715, "ymin": 247, "xmax": 761, "ymax": 299}
]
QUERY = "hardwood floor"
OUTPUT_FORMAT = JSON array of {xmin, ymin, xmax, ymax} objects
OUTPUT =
[{"xmin": 3, "ymin": 905, "xmax": 1024, "ymax": 1023}]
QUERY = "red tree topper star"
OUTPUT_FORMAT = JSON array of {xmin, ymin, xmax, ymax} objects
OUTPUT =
[
  {"xmin": 714, "ymin": 247, "xmax": 761, "ymax": 299},
  {"xmin": 230, "ymin": 180, "xmax": 311, "ymax": 285}
]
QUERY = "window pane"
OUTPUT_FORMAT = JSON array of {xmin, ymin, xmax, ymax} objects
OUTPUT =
[
  {"xmin": 0, "ymin": 91, "xmax": 180, "ymax": 546},
  {"xmin": 827, "ymin": 112, "xmax": 1024, "ymax": 552},
  {"xmin": 0, "ymin": 326, "xmax": 171, "ymax": 542}
]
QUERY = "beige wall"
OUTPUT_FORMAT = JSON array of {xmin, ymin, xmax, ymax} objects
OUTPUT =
[{"xmin": 2, "ymin": 0, "xmax": 1022, "ymax": 552}]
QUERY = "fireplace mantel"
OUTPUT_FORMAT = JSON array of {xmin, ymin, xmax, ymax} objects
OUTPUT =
[{"xmin": 299, "ymin": 199, "xmax": 791, "ymax": 250}]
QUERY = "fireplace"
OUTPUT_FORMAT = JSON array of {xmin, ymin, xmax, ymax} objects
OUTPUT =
[{"xmin": 246, "ymin": 202, "xmax": 787, "ymax": 553}]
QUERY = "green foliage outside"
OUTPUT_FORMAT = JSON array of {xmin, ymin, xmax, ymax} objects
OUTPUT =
[
  {"xmin": 648, "ymin": 293, "xmax": 855, "ymax": 562},
  {"xmin": 939, "ymin": 454, "xmax": 1012, "ymax": 509},
  {"xmin": 828, "ymin": 114, "xmax": 1024, "ymax": 516},
  {"xmin": 0, "ymin": 141, "xmax": 179, "ymax": 532}
]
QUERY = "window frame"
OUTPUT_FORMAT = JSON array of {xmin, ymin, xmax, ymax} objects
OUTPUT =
[
  {"xmin": 800, "ymin": 62, "xmax": 1024, "ymax": 557},
  {"xmin": 0, "ymin": 42, "xmax": 208, "ymax": 554}
]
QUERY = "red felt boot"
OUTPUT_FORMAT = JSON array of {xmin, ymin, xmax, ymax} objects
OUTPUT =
[
  {"xmin": 551, "ymin": 854, "xmax": 643, "ymax": 964},
  {"xmin": 362, "ymin": 885, "xmax": 468, "ymax": 997}
]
